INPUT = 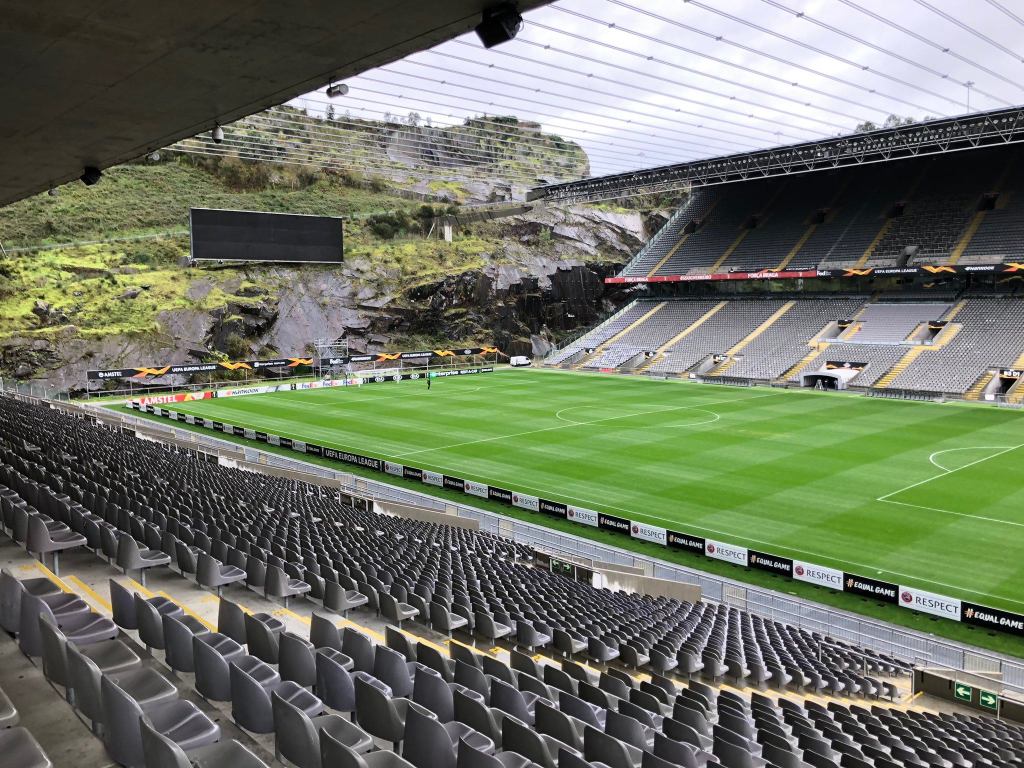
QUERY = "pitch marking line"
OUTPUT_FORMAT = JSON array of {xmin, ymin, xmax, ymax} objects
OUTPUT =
[
  {"xmin": 927, "ymin": 446, "xmax": 1014, "ymax": 472},
  {"xmin": 874, "ymin": 443, "xmax": 1024, "ymax": 529},
  {"xmin": 554, "ymin": 403, "xmax": 722, "ymax": 428},
  {"xmin": 393, "ymin": 391, "xmax": 783, "ymax": 458}
]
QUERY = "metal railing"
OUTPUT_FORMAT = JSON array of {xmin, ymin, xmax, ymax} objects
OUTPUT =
[{"xmin": 9, "ymin": 389, "xmax": 1024, "ymax": 696}]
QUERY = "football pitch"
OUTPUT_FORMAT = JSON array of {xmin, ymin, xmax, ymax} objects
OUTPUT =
[{"xmin": 157, "ymin": 369, "xmax": 1024, "ymax": 614}]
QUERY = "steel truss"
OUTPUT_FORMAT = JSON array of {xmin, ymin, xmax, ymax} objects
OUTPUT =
[{"xmin": 528, "ymin": 107, "xmax": 1024, "ymax": 204}]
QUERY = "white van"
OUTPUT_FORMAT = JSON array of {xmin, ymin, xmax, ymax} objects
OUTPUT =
[{"xmin": 509, "ymin": 355, "xmax": 532, "ymax": 367}]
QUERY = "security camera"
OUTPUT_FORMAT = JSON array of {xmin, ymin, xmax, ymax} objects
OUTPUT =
[
  {"xmin": 326, "ymin": 83, "xmax": 349, "ymax": 98},
  {"xmin": 475, "ymin": 3, "xmax": 523, "ymax": 48},
  {"xmin": 212, "ymin": 124, "xmax": 224, "ymax": 144}
]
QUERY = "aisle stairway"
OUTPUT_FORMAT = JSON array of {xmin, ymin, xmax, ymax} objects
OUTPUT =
[
  {"xmin": 634, "ymin": 302, "xmax": 728, "ymax": 373},
  {"xmin": 711, "ymin": 301, "xmax": 796, "ymax": 375},
  {"xmin": 572, "ymin": 302, "xmax": 666, "ymax": 369}
]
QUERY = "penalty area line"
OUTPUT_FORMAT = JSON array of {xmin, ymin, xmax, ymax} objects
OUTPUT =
[{"xmin": 877, "ymin": 443, "xmax": 1024, "ymax": 502}]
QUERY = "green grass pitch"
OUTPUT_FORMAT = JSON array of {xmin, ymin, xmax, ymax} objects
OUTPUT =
[{"xmin": 156, "ymin": 369, "xmax": 1024, "ymax": 618}]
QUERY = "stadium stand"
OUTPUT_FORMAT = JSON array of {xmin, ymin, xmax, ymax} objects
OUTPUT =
[
  {"xmin": 959, "ymin": 156, "xmax": 1024, "ymax": 264},
  {"xmin": 7, "ymin": 393, "xmax": 1024, "ymax": 768},
  {"xmin": 581, "ymin": 301, "xmax": 718, "ymax": 370},
  {"xmin": 546, "ymin": 295, "xmax": 1024, "ymax": 396},
  {"xmin": 723, "ymin": 298, "xmax": 865, "ymax": 380},
  {"xmin": 840, "ymin": 304, "xmax": 950, "ymax": 345},
  {"xmin": 887, "ymin": 297, "xmax": 1024, "ymax": 394},
  {"xmin": 619, "ymin": 147, "xmax": 1024, "ymax": 278},
  {"xmin": 544, "ymin": 302, "xmax": 655, "ymax": 367},
  {"xmin": 647, "ymin": 300, "xmax": 787, "ymax": 374}
]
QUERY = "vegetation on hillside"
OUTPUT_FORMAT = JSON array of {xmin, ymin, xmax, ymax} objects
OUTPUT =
[{"xmin": 197, "ymin": 106, "xmax": 589, "ymax": 186}]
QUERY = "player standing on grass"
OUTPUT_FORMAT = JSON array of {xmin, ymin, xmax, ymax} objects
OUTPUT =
[{"xmin": 427, "ymin": 372, "xmax": 431, "ymax": 390}]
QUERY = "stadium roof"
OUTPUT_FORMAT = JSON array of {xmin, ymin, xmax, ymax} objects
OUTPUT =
[
  {"xmin": 527, "ymin": 106, "xmax": 1024, "ymax": 203},
  {"xmin": 0, "ymin": 0, "xmax": 551, "ymax": 207}
]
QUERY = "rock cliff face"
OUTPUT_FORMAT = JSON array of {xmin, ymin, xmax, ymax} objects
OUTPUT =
[{"xmin": 0, "ymin": 205, "xmax": 645, "ymax": 392}]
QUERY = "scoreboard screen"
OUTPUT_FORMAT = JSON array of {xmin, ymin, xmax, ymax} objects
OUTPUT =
[{"xmin": 189, "ymin": 208, "xmax": 342, "ymax": 263}]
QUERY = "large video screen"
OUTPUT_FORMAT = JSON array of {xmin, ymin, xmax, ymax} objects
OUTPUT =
[{"xmin": 189, "ymin": 208, "xmax": 343, "ymax": 263}]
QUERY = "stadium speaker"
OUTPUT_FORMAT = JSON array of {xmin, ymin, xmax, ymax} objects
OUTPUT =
[
  {"xmin": 80, "ymin": 166, "xmax": 102, "ymax": 186},
  {"xmin": 475, "ymin": 3, "xmax": 523, "ymax": 48}
]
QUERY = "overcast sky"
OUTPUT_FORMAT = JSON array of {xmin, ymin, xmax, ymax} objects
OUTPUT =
[{"xmin": 289, "ymin": 0, "xmax": 1024, "ymax": 177}]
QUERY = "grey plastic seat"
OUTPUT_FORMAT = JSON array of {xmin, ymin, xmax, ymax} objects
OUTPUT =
[
  {"xmin": 136, "ymin": 594, "xmax": 207, "ymax": 652},
  {"xmin": 2, "ymin": 570, "xmax": 89, "ymax": 635},
  {"xmin": 606, "ymin": 710, "xmax": 654, "ymax": 752},
  {"xmin": 197, "ymin": 552, "xmax": 246, "ymax": 596},
  {"xmin": 316, "ymin": 647, "xmax": 375, "ymax": 715},
  {"xmin": 476, "ymin": 612, "xmax": 513, "ymax": 644},
  {"xmin": 0, "ymin": 727, "xmax": 53, "ymax": 768},
  {"xmin": 503, "ymin": 714, "xmax": 579, "ymax": 768},
  {"xmin": 117, "ymin": 532, "xmax": 171, "ymax": 586},
  {"xmin": 553, "ymin": 628, "xmax": 587, "ymax": 658},
  {"xmin": 26, "ymin": 513, "xmax": 86, "ymax": 575},
  {"xmin": 353, "ymin": 674, "xmax": 436, "ymax": 750},
  {"xmin": 417, "ymin": 642, "xmax": 455, "ymax": 681},
  {"xmin": 583, "ymin": 726, "xmax": 637, "ymax": 768},
  {"xmin": 164, "ymin": 614, "xmax": 240, "ymax": 674},
  {"xmin": 458, "ymin": 738, "xmax": 538, "ymax": 768},
  {"xmin": 652, "ymin": 733, "xmax": 700, "ymax": 768},
  {"xmin": 535, "ymin": 700, "xmax": 583, "ymax": 751},
  {"xmin": 324, "ymin": 580, "xmax": 369, "ymax": 617},
  {"xmin": 321, "ymin": 731, "xmax": 418, "ymax": 768},
  {"xmin": 587, "ymin": 637, "xmax": 620, "ymax": 665},
  {"xmin": 40, "ymin": 614, "xmax": 128, "ymax": 701},
  {"xmin": 337, "ymin": 627, "xmax": 373, "ymax": 674},
  {"xmin": 385, "ymin": 625, "xmax": 418, "ymax": 663},
  {"xmin": 245, "ymin": 611, "xmax": 282, "ymax": 663},
  {"xmin": 490, "ymin": 679, "xmax": 538, "ymax": 725},
  {"xmin": 373, "ymin": 645, "xmax": 416, "ymax": 698},
  {"xmin": 273, "ymin": 689, "xmax": 373, "ymax": 768},
  {"xmin": 310, "ymin": 611, "xmax": 346, "ymax": 652},
  {"xmin": 517, "ymin": 621, "xmax": 552, "ymax": 653},
  {"xmin": 68, "ymin": 641, "xmax": 177, "ymax": 735},
  {"xmin": 431, "ymin": 602, "xmax": 469, "ymax": 637},
  {"xmin": 265, "ymin": 564, "xmax": 310, "ymax": 607},
  {"xmin": 0, "ymin": 568, "xmax": 62, "ymax": 633},
  {"xmin": 101, "ymin": 675, "xmax": 219, "ymax": 768},
  {"xmin": 381, "ymin": 592, "xmax": 419, "ymax": 628},
  {"xmin": 110, "ymin": 579, "xmax": 181, "ymax": 631},
  {"xmin": 620, "ymin": 644, "xmax": 650, "ymax": 670},
  {"xmin": 195, "ymin": 644, "xmax": 277, "ymax": 702},
  {"xmin": 230, "ymin": 659, "xmax": 322, "ymax": 734},
  {"xmin": 449, "ymin": 642, "xmax": 483, "ymax": 671},
  {"xmin": 403, "ymin": 703, "xmax": 494, "ymax": 768},
  {"xmin": 452, "ymin": 689, "xmax": 502, "ymax": 748},
  {"xmin": 559, "ymin": 691, "xmax": 605, "ymax": 730},
  {"xmin": 140, "ymin": 717, "xmax": 270, "ymax": 768},
  {"xmin": 19, "ymin": 593, "xmax": 116, "ymax": 657},
  {"xmin": 174, "ymin": 540, "xmax": 200, "ymax": 581},
  {"xmin": 413, "ymin": 663, "xmax": 459, "ymax": 722},
  {"xmin": 280, "ymin": 630, "xmax": 317, "ymax": 688},
  {"xmin": 216, "ymin": 597, "xmax": 247, "ymax": 645},
  {"xmin": 558, "ymin": 749, "xmax": 611, "ymax": 768},
  {"xmin": 0, "ymin": 683, "xmax": 17, "ymax": 728}
]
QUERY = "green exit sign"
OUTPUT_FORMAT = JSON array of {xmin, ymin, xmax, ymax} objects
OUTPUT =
[
  {"xmin": 979, "ymin": 690, "xmax": 999, "ymax": 711},
  {"xmin": 954, "ymin": 682, "xmax": 973, "ymax": 702}
]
